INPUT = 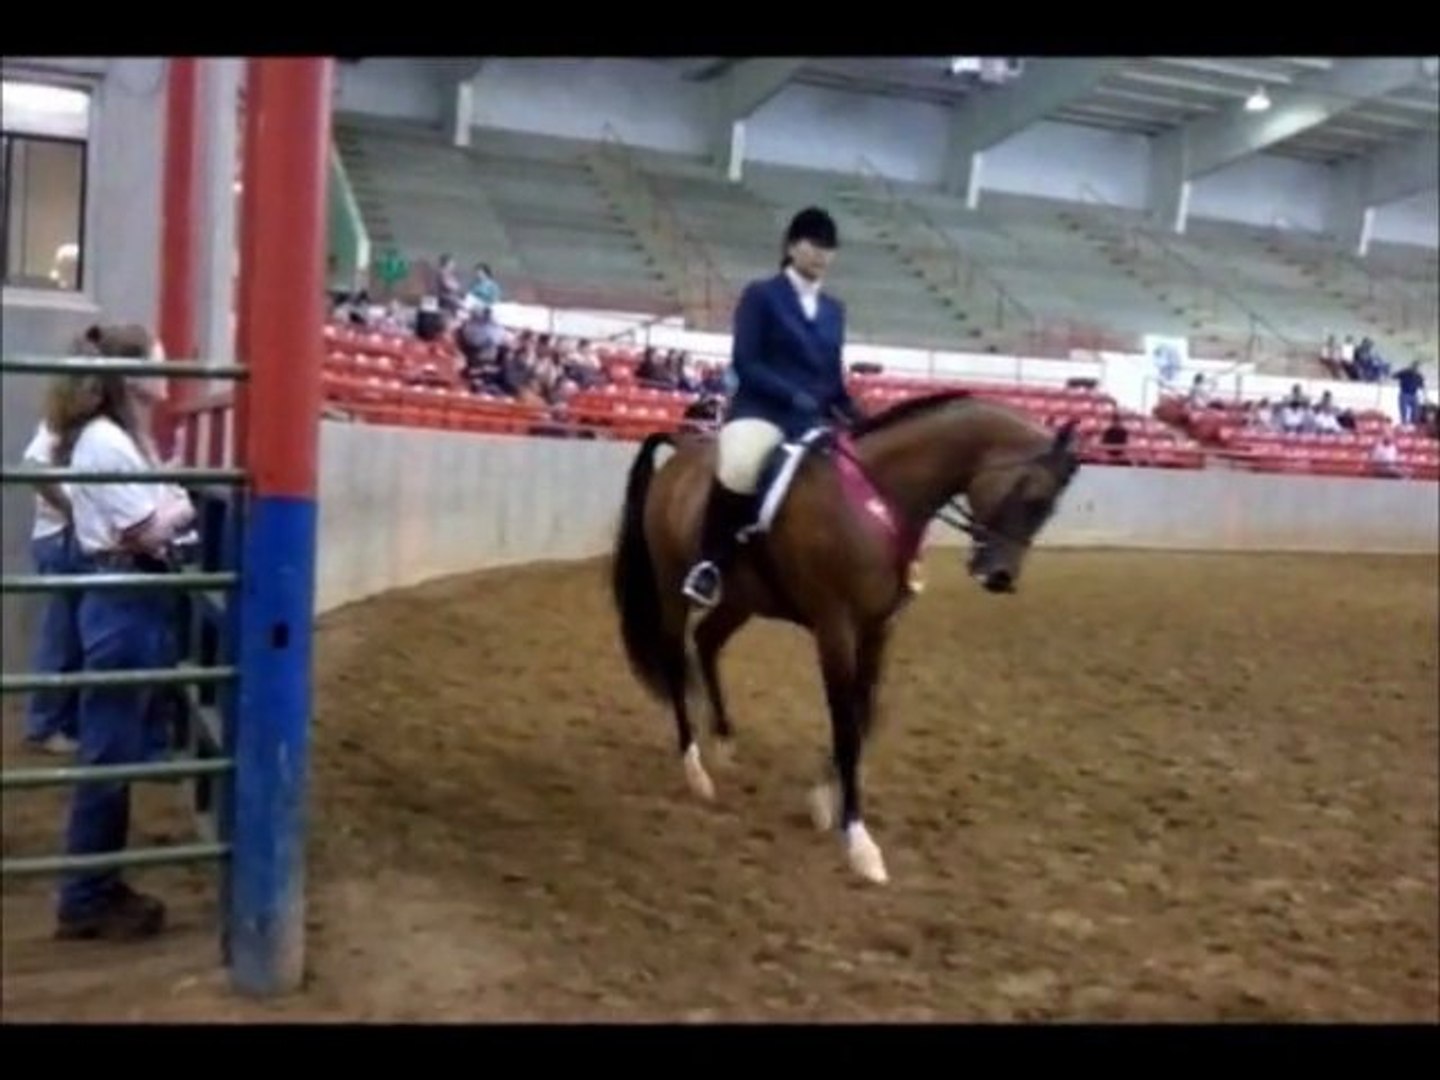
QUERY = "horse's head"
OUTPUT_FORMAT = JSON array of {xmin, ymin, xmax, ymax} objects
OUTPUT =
[{"xmin": 961, "ymin": 417, "xmax": 1081, "ymax": 594}]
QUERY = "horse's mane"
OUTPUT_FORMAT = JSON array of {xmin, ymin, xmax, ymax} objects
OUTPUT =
[{"xmin": 850, "ymin": 388, "xmax": 974, "ymax": 438}]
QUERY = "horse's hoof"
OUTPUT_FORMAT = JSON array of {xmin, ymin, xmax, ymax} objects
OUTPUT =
[
  {"xmin": 807, "ymin": 783, "xmax": 836, "ymax": 831},
  {"xmin": 845, "ymin": 822, "xmax": 889, "ymax": 884},
  {"xmin": 683, "ymin": 744, "xmax": 715, "ymax": 801}
]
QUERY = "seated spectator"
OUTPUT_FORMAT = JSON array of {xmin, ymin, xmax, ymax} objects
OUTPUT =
[
  {"xmin": 455, "ymin": 305, "xmax": 507, "ymax": 368},
  {"xmin": 1311, "ymin": 398, "xmax": 1342, "ymax": 435},
  {"xmin": 1185, "ymin": 373, "xmax": 1210, "ymax": 408},
  {"xmin": 1418, "ymin": 401, "xmax": 1439, "ymax": 440},
  {"xmin": 1338, "ymin": 334, "xmax": 1357, "ymax": 379},
  {"xmin": 1099, "ymin": 408, "xmax": 1129, "ymax": 461},
  {"xmin": 1241, "ymin": 398, "xmax": 1271, "ymax": 431},
  {"xmin": 682, "ymin": 393, "xmax": 725, "ymax": 432},
  {"xmin": 561, "ymin": 338, "xmax": 604, "ymax": 390},
  {"xmin": 635, "ymin": 347, "xmax": 674, "ymax": 389},
  {"xmin": 1354, "ymin": 337, "xmax": 1390, "ymax": 383},
  {"xmin": 1319, "ymin": 334, "xmax": 1347, "ymax": 381},
  {"xmin": 1279, "ymin": 396, "xmax": 1309, "ymax": 434},
  {"xmin": 1370, "ymin": 430, "xmax": 1402, "ymax": 477},
  {"xmin": 499, "ymin": 341, "xmax": 538, "ymax": 400},
  {"xmin": 414, "ymin": 296, "xmax": 447, "ymax": 342},
  {"xmin": 699, "ymin": 363, "xmax": 728, "ymax": 396}
]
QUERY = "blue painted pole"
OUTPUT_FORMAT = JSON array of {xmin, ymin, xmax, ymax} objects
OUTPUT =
[{"xmin": 227, "ymin": 56, "xmax": 331, "ymax": 997}]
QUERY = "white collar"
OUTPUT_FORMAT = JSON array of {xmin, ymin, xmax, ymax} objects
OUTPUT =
[{"xmin": 785, "ymin": 264, "xmax": 822, "ymax": 298}]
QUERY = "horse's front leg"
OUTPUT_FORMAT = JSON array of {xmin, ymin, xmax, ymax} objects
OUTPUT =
[{"xmin": 813, "ymin": 621, "xmax": 888, "ymax": 884}]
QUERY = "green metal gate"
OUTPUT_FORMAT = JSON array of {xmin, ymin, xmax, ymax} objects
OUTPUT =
[{"xmin": 1, "ymin": 354, "xmax": 247, "ymax": 881}]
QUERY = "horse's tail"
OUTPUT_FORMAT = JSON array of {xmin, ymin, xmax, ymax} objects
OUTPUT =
[{"xmin": 611, "ymin": 431, "xmax": 681, "ymax": 701}]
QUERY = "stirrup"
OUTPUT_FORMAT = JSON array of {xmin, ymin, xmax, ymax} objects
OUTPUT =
[{"xmin": 682, "ymin": 561, "xmax": 722, "ymax": 608}]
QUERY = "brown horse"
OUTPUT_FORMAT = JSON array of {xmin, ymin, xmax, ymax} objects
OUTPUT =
[{"xmin": 609, "ymin": 389, "xmax": 1081, "ymax": 884}]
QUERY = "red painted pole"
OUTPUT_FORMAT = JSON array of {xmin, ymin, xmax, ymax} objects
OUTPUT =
[
  {"xmin": 158, "ymin": 57, "xmax": 199, "ymax": 458},
  {"xmin": 232, "ymin": 64, "xmax": 260, "ymax": 471},
  {"xmin": 237, "ymin": 57, "xmax": 329, "ymax": 499}
]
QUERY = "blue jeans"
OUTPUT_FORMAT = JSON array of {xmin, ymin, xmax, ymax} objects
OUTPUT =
[
  {"xmin": 1399, "ymin": 393, "xmax": 1418, "ymax": 425},
  {"xmin": 26, "ymin": 530, "xmax": 82, "ymax": 743},
  {"xmin": 58, "ymin": 582, "xmax": 180, "ymax": 919}
]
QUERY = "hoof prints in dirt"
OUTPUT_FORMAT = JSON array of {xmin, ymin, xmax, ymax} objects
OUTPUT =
[{"xmin": 3, "ymin": 551, "xmax": 1437, "ymax": 1021}]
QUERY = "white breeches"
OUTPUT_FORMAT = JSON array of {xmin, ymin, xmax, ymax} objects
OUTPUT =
[{"xmin": 716, "ymin": 418, "xmax": 784, "ymax": 495}]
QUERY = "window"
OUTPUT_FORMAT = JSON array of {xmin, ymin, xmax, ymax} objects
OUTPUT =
[{"xmin": 2, "ymin": 77, "xmax": 90, "ymax": 292}]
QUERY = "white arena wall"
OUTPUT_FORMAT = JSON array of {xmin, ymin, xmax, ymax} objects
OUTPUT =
[{"xmin": 313, "ymin": 422, "xmax": 1440, "ymax": 615}]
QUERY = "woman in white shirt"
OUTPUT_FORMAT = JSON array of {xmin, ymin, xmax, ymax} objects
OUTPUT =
[
  {"xmin": 47, "ymin": 323, "xmax": 196, "ymax": 941},
  {"xmin": 19, "ymin": 415, "xmax": 81, "ymax": 753}
]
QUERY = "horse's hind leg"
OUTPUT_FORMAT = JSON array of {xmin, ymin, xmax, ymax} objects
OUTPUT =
[{"xmin": 694, "ymin": 602, "xmax": 749, "ymax": 762}]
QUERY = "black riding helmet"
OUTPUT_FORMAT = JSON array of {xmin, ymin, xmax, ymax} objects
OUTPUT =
[{"xmin": 785, "ymin": 206, "xmax": 839, "ymax": 249}]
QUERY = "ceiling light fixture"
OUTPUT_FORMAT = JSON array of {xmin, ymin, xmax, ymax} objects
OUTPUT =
[{"xmin": 1245, "ymin": 86, "xmax": 1271, "ymax": 112}]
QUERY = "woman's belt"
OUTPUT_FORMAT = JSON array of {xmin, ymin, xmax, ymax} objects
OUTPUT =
[{"xmin": 87, "ymin": 549, "xmax": 175, "ymax": 574}]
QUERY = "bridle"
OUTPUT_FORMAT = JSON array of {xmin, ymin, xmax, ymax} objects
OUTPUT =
[{"xmin": 936, "ymin": 450, "xmax": 1067, "ymax": 549}]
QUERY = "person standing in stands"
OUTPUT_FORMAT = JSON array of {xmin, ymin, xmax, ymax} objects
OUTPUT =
[
  {"xmin": 468, "ymin": 262, "xmax": 501, "ymax": 309},
  {"xmin": 18, "ymin": 415, "xmax": 81, "ymax": 754},
  {"xmin": 1394, "ymin": 360, "xmax": 1426, "ymax": 426},
  {"xmin": 47, "ymin": 323, "xmax": 196, "ymax": 941},
  {"xmin": 682, "ymin": 206, "xmax": 862, "ymax": 609}
]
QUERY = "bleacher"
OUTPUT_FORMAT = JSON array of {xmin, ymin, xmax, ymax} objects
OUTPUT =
[
  {"xmin": 332, "ymin": 114, "xmax": 1436, "ymax": 383},
  {"xmin": 323, "ymin": 113, "xmax": 1437, "ymax": 484}
]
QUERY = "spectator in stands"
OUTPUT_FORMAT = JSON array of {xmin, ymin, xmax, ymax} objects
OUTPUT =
[
  {"xmin": 1419, "ymin": 401, "xmax": 1439, "ymax": 440},
  {"xmin": 1354, "ymin": 337, "xmax": 1389, "ymax": 382},
  {"xmin": 455, "ymin": 305, "xmax": 507, "ymax": 368},
  {"xmin": 500, "ymin": 340, "xmax": 538, "ymax": 400},
  {"xmin": 635, "ymin": 346, "xmax": 673, "ymax": 388},
  {"xmin": 46, "ymin": 322, "xmax": 196, "ymax": 941},
  {"xmin": 1319, "ymin": 334, "xmax": 1346, "ymax": 381},
  {"xmin": 435, "ymin": 254, "xmax": 464, "ymax": 315},
  {"xmin": 1311, "ymin": 394, "xmax": 1342, "ymax": 435},
  {"xmin": 560, "ymin": 337, "xmax": 603, "ymax": 390},
  {"xmin": 17, "ymin": 414, "xmax": 81, "ymax": 755},
  {"xmin": 414, "ymin": 296, "xmax": 447, "ymax": 342},
  {"xmin": 467, "ymin": 263, "xmax": 501, "ymax": 309},
  {"xmin": 1185, "ymin": 373, "xmax": 1210, "ymax": 408},
  {"xmin": 1339, "ymin": 334, "xmax": 1357, "ymax": 379},
  {"xmin": 682, "ymin": 392, "xmax": 725, "ymax": 434},
  {"xmin": 1393, "ymin": 360, "xmax": 1426, "ymax": 425},
  {"xmin": 1370, "ymin": 429, "xmax": 1402, "ymax": 477},
  {"xmin": 699, "ymin": 363, "xmax": 729, "ymax": 396},
  {"xmin": 1099, "ymin": 407, "xmax": 1129, "ymax": 462},
  {"xmin": 1279, "ymin": 394, "xmax": 1309, "ymax": 434}
]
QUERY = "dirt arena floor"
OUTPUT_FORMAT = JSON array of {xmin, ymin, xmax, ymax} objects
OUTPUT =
[{"xmin": 3, "ymin": 548, "xmax": 1437, "ymax": 1022}]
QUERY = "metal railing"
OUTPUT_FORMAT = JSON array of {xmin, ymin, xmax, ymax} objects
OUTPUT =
[
  {"xmin": 0, "ymin": 352, "xmax": 248, "ymax": 880},
  {"xmin": 851, "ymin": 156, "xmax": 1039, "ymax": 343},
  {"xmin": 1074, "ymin": 186, "xmax": 1319, "ymax": 375},
  {"xmin": 1266, "ymin": 214, "xmax": 1438, "ymax": 348},
  {"xmin": 590, "ymin": 124, "xmax": 735, "ymax": 330}
]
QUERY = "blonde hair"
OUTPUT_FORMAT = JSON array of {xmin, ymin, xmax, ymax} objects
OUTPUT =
[{"xmin": 44, "ymin": 323, "xmax": 160, "ymax": 467}]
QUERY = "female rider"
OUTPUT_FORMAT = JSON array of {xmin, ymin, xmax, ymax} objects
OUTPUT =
[{"xmin": 682, "ymin": 206, "xmax": 862, "ymax": 608}]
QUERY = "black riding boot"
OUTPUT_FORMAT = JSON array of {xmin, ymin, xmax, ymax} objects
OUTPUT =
[{"xmin": 682, "ymin": 480, "xmax": 752, "ymax": 608}]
